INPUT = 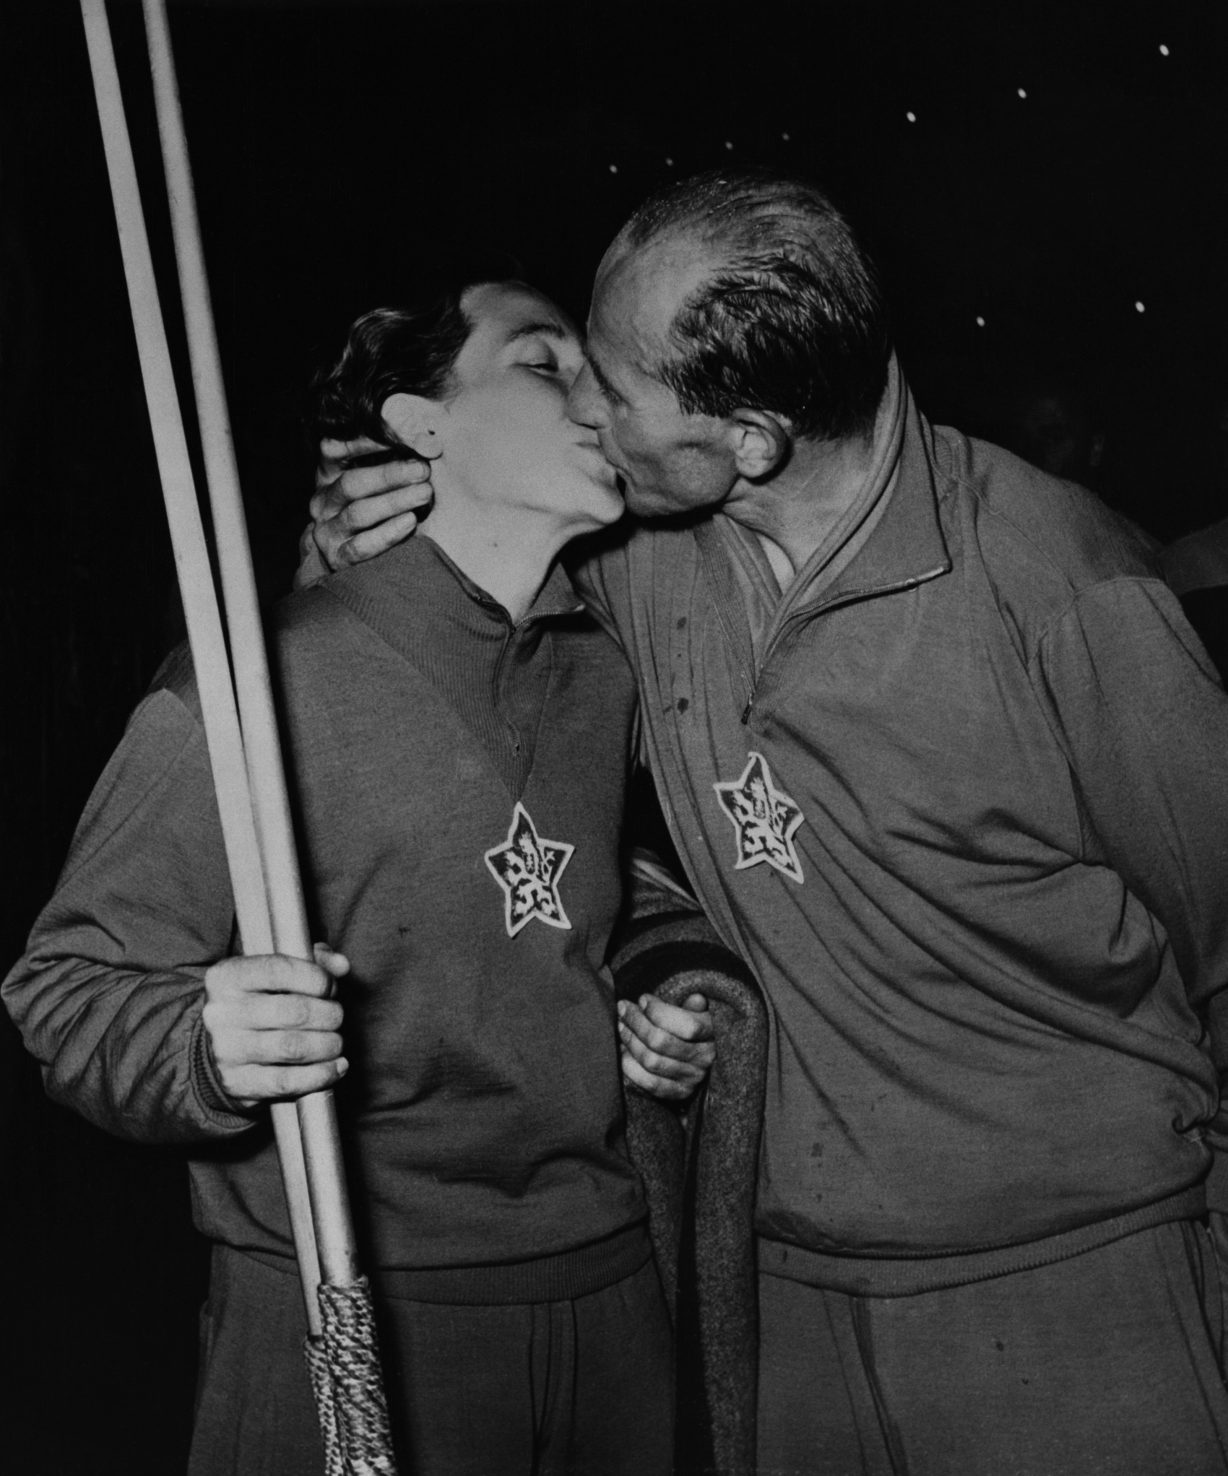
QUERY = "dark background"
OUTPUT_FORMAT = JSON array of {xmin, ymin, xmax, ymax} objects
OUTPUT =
[{"xmin": 2, "ymin": 1, "xmax": 1226, "ymax": 1469}]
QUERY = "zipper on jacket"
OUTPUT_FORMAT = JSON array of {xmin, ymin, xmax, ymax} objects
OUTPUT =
[
  {"xmin": 746, "ymin": 562, "xmax": 949, "ymax": 727},
  {"xmin": 492, "ymin": 624, "xmax": 522, "ymax": 756}
]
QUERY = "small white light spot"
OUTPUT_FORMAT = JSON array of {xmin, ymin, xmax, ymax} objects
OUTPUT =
[
  {"xmin": 1017, "ymin": 87, "xmax": 1028, "ymax": 99},
  {"xmin": 1134, "ymin": 300, "xmax": 1146, "ymax": 313},
  {"xmin": 665, "ymin": 157, "xmax": 674, "ymax": 166},
  {"xmin": 906, "ymin": 111, "xmax": 917, "ymax": 124},
  {"xmin": 724, "ymin": 140, "xmax": 734, "ymax": 150},
  {"xmin": 608, "ymin": 164, "xmax": 618, "ymax": 174},
  {"xmin": 976, "ymin": 315, "xmax": 986, "ymax": 328},
  {"xmin": 781, "ymin": 131, "xmax": 791, "ymax": 142},
  {"xmin": 1159, "ymin": 43, "xmax": 1170, "ymax": 57}
]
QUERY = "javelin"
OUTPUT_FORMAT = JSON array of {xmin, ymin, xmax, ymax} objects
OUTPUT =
[{"xmin": 78, "ymin": 2, "xmax": 396, "ymax": 1469}]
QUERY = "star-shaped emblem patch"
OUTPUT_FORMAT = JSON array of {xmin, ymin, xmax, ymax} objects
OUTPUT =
[
  {"xmin": 713, "ymin": 751, "xmax": 805, "ymax": 883},
  {"xmin": 484, "ymin": 802, "xmax": 576, "ymax": 937}
]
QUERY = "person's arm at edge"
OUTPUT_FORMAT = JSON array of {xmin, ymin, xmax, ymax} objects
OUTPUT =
[
  {"xmin": 1030, "ymin": 576, "xmax": 1228, "ymax": 1008},
  {"xmin": 2, "ymin": 670, "xmax": 344, "ymax": 1141},
  {"xmin": 1029, "ymin": 576, "xmax": 1228, "ymax": 1184}
]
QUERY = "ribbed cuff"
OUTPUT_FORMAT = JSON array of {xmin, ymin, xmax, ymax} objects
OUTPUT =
[
  {"xmin": 189, "ymin": 1013, "xmax": 262, "ymax": 1129},
  {"xmin": 611, "ymin": 909, "xmax": 754, "ymax": 1003},
  {"xmin": 1204, "ymin": 1145, "xmax": 1228, "ymax": 1213}
]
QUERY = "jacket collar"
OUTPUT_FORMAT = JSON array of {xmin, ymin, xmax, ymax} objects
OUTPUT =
[
  {"xmin": 330, "ymin": 534, "xmax": 584, "ymax": 631},
  {"xmin": 690, "ymin": 359, "xmax": 952, "ymax": 687},
  {"xmin": 812, "ymin": 359, "xmax": 952, "ymax": 610},
  {"xmin": 320, "ymin": 534, "xmax": 586, "ymax": 680},
  {"xmin": 699, "ymin": 357, "xmax": 951, "ymax": 625}
]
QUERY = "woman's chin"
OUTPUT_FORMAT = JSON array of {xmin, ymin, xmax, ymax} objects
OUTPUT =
[
  {"xmin": 594, "ymin": 484, "xmax": 629, "ymax": 527},
  {"xmin": 577, "ymin": 475, "xmax": 628, "ymax": 525}
]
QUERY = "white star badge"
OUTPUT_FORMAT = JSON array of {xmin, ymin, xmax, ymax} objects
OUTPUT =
[
  {"xmin": 713, "ymin": 751, "xmax": 805, "ymax": 883},
  {"xmin": 484, "ymin": 802, "xmax": 576, "ymax": 937}
]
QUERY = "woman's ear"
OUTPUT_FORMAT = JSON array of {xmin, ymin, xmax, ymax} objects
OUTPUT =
[{"xmin": 381, "ymin": 393, "xmax": 446, "ymax": 460}]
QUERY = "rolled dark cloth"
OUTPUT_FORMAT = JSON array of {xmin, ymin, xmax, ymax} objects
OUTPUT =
[{"xmin": 614, "ymin": 942, "xmax": 768, "ymax": 1476}]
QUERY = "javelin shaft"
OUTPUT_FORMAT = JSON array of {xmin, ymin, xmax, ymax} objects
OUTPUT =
[
  {"xmin": 141, "ymin": 0, "xmax": 359, "ymax": 1289},
  {"xmin": 77, "ymin": 0, "xmax": 327, "ymax": 1325}
]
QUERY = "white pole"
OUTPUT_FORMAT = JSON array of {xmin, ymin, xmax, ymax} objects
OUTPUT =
[
  {"xmin": 140, "ymin": 0, "xmax": 360, "ymax": 1288},
  {"xmin": 77, "ymin": 0, "xmax": 328, "ymax": 1327}
]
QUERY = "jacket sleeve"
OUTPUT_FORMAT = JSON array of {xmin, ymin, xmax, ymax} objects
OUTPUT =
[
  {"xmin": 610, "ymin": 849, "xmax": 757, "ymax": 1002},
  {"xmin": 1029, "ymin": 575, "xmax": 1228, "ymax": 1009},
  {"xmin": 1, "ymin": 680, "xmax": 256, "ymax": 1144},
  {"xmin": 1029, "ymin": 575, "xmax": 1228, "ymax": 1188}
]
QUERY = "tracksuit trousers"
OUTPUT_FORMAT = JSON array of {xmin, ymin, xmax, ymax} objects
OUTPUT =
[
  {"xmin": 188, "ymin": 1244, "xmax": 673, "ymax": 1476},
  {"xmin": 757, "ymin": 1219, "xmax": 1228, "ymax": 1475}
]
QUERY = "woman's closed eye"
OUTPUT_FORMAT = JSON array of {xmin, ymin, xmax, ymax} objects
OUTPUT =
[
  {"xmin": 523, "ymin": 353, "xmax": 584, "ymax": 392},
  {"xmin": 521, "ymin": 337, "xmax": 568, "ymax": 374}
]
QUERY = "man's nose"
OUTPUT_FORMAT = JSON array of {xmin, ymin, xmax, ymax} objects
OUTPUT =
[{"xmin": 566, "ymin": 363, "xmax": 607, "ymax": 428}]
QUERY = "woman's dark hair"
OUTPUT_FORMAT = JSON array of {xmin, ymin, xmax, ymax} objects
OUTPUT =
[{"xmin": 308, "ymin": 256, "xmax": 522, "ymax": 452}]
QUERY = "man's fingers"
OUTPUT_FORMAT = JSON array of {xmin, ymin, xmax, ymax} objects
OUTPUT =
[
  {"xmin": 332, "ymin": 510, "xmax": 426, "ymax": 568},
  {"xmin": 311, "ymin": 456, "xmax": 431, "ymax": 513},
  {"xmin": 333, "ymin": 483, "xmax": 433, "ymax": 536},
  {"xmin": 318, "ymin": 434, "xmax": 386, "ymax": 472}
]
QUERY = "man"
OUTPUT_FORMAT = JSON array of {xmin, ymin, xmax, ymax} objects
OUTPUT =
[
  {"xmin": 5, "ymin": 276, "xmax": 726, "ymax": 1475},
  {"xmin": 312, "ymin": 169, "xmax": 1228, "ymax": 1474}
]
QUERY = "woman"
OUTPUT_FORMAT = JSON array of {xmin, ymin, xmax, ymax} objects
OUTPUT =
[{"xmin": 4, "ymin": 271, "xmax": 718, "ymax": 1474}]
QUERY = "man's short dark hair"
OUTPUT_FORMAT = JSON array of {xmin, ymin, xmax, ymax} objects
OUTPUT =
[{"xmin": 620, "ymin": 168, "xmax": 891, "ymax": 442}]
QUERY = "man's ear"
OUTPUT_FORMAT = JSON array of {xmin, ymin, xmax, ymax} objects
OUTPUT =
[
  {"xmin": 381, "ymin": 393, "xmax": 446, "ymax": 461},
  {"xmin": 727, "ymin": 409, "xmax": 791, "ymax": 480}
]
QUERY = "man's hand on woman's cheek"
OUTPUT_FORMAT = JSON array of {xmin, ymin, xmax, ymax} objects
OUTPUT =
[{"xmin": 307, "ymin": 436, "xmax": 435, "ymax": 574}]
